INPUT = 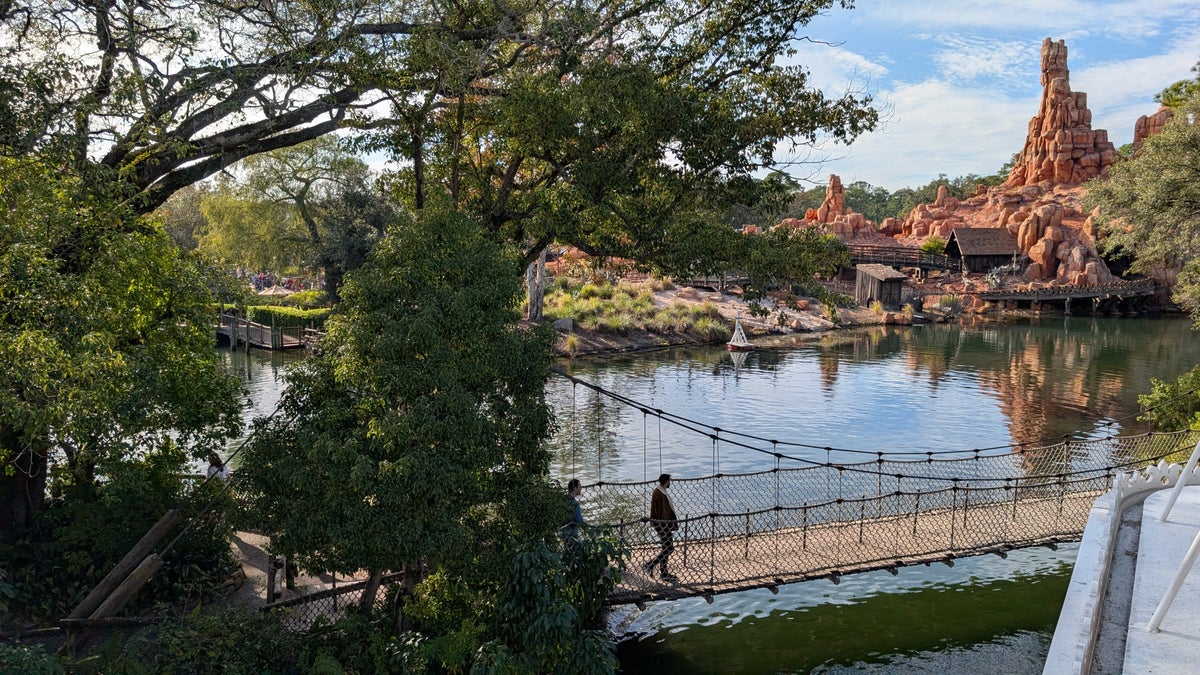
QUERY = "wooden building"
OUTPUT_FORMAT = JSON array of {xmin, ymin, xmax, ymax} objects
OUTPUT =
[
  {"xmin": 945, "ymin": 228, "xmax": 1021, "ymax": 273},
  {"xmin": 855, "ymin": 264, "xmax": 908, "ymax": 308}
]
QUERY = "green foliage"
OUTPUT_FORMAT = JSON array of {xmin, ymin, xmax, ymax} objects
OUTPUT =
[
  {"xmin": 1, "ymin": 455, "xmax": 238, "ymax": 622},
  {"xmin": 0, "ymin": 156, "xmax": 242, "ymax": 541},
  {"xmin": 920, "ymin": 236, "xmax": 948, "ymax": 255},
  {"xmin": 239, "ymin": 208, "xmax": 556, "ymax": 574},
  {"xmin": 0, "ymin": 644, "xmax": 63, "ymax": 675},
  {"xmin": 279, "ymin": 290, "xmax": 333, "ymax": 309},
  {"xmin": 1086, "ymin": 94, "xmax": 1200, "ymax": 319},
  {"xmin": 245, "ymin": 305, "xmax": 332, "ymax": 330},
  {"xmin": 117, "ymin": 605, "xmax": 302, "ymax": 674},
  {"xmin": 1155, "ymin": 60, "xmax": 1200, "ymax": 108},
  {"xmin": 1138, "ymin": 365, "xmax": 1200, "ymax": 431},
  {"xmin": 737, "ymin": 226, "xmax": 849, "ymax": 301},
  {"xmin": 196, "ymin": 183, "xmax": 309, "ymax": 271}
]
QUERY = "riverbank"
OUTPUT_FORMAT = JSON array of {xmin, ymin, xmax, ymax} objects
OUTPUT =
[{"xmin": 552, "ymin": 285, "xmax": 910, "ymax": 357}]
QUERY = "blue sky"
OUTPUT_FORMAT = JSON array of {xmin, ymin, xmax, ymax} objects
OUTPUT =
[{"xmin": 782, "ymin": 1, "xmax": 1200, "ymax": 191}]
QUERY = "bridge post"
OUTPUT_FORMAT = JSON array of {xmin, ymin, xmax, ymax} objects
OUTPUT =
[
  {"xmin": 802, "ymin": 504, "xmax": 809, "ymax": 550},
  {"xmin": 949, "ymin": 486, "xmax": 958, "ymax": 550},
  {"xmin": 912, "ymin": 492, "xmax": 920, "ymax": 536},
  {"xmin": 962, "ymin": 483, "xmax": 970, "ymax": 530},
  {"xmin": 744, "ymin": 510, "xmax": 750, "ymax": 559}
]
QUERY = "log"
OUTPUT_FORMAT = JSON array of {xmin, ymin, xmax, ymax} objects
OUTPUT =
[
  {"xmin": 90, "ymin": 554, "xmax": 164, "ymax": 619},
  {"xmin": 68, "ymin": 510, "xmax": 181, "ymax": 619}
]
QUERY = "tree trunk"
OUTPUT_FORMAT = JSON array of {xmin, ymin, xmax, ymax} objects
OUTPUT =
[
  {"xmin": 526, "ymin": 247, "xmax": 548, "ymax": 322},
  {"xmin": 0, "ymin": 438, "xmax": 48, "ymax": 531},
  {"xmin": 357, "ymin": 568, "xmax": 384, "ymax": 613}
]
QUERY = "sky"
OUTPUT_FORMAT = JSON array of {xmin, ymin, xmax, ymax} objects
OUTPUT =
[{"xmin": 782, "ymin": 0, "xmax": 1200, "ymax": 191}]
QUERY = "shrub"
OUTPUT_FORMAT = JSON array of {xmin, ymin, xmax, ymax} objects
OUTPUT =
[
  {"xmin": 280, "ymin": 290, "xmax": 333, "ymax": 309},
  {"xmin": 0, "ymin": 644, "xmax": 63, "ymax": 675},
  {"xmin": 869, "ymin": 300, "xmax": 883, "ymax": 314},
  {"xmin": 118, "ymin": 605, "xmax": 301, "ymax": 674},
  {"xmin": 564, "ymin": 334, "xmax": 581, "ymax": 357},
  {"xmin": 921, "ymin": 235, "xmax": 948, "ymax": 255},
  {"xmin": 246, "ymin": 305, "xmax": 332, "ymax": 329}
]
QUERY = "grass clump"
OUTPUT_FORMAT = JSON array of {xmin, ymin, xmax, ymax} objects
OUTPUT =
[{"xmin": 543, "ymin": 278, "xmax": 730, "ymax": 342}]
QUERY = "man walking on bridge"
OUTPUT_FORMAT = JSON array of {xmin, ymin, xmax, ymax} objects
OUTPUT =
[{"xmin": 645, "ymin": 473, "xmax": 679, "ymax": 583}]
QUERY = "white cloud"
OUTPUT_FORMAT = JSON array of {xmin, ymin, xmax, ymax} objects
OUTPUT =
[
  {"xmin": 930, "ymin": 35, "xmax": 1041, "ymax": 86},
  {"xmin": 1074, "ymin": 32, "xmax": 1200, "ymax": 146},
  {"xmin": 780, "ymin": 79, "xmax": 1035, "ymax": 191}
]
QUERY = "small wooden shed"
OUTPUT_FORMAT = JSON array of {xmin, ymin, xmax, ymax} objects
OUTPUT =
[
  {"xmin": 855, "ymin": 264, "xmax": 907, "ymax": 308},
  {"xmin": 945, "ymin": 228, "xmax": 1021, "ymax": 273}
]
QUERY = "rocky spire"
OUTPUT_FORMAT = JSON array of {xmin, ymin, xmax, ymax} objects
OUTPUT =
[{"xmin": 1004, "ymin": 38, "xmax": 1117, "ymax": 187}]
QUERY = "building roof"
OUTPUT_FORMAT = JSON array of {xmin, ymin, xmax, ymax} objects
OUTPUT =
[
  {"xmin": 855, "ymin": 264, "xmax": 908, "ymax": 282},
  {"xmin": 948, "ymin": 228, "xmax": 1020, "ymax": 256}
]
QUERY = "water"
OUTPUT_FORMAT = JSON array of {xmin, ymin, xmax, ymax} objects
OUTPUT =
[
  {"xmin": 546, "ymin": 316, "xmax": 1200, "ymax": 673},
  {"xmin": 223, "ymin": 316, "xmax": 1200, "ymax": 673}
]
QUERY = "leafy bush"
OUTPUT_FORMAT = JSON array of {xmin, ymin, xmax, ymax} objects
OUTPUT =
[
  {"xmin": 116, "ymin": 605, "xmax": 301, "ymax": 674},
  {"xmin": 1139, "ymin": 365, "xmax": 1200, "ymax": 431},
  {"xmin": 246, "ymin": 305, "xmax": 332, "ymax": 329},
  {"xmin": 1, "ymin": 448, "xmax": 238, "ymax": 625},
  {"xmin": 920, "ymin": 235, "xmax": 947, "ymax": 255},
  {"xmin": 0, "ymin": 644, "xmax": 63, "ymax": 674},
  {"xmin": 280, "ymin": 290, "xmax": 333, "ymax": 309}
]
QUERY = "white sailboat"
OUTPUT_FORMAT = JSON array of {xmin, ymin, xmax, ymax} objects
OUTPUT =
[{"xmin": 727, "ymin": 314, "xmax": 752, "ymax": 351}]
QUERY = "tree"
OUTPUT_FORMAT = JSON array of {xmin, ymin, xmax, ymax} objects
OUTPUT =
[
  {"xmin": 0, "ymin": 157, "xmax": 242, "ymax": 528},
  {"xmin": 237, "ymin": 209, "xmax": 619, "ymax": 668},
  {"xmin": 1156, "ymin": 60, "xmax": 1200, "ymax": 109},
  {"xmin": 1086, "ymin": 94, "xmax": 1200, "ymax": 318},
  {"xmin": 239, "ymin": 138, "xmax": 391, "ymax": 295},
  {"xmin": 3, "ymin": 0, "xmax": 877, "ymax": 217},
  {"xmin": 195, "ymin": 184, "xmax": 310, "ymax": 272}
]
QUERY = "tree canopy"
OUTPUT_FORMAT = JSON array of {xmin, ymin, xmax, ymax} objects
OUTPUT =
[
  {"xmin": 1086, "ymin": 94, "xmax": 1200, "ymax": 319},
  {"xmin": 0, "ymin": 155, "xmax": 242, "ymax": 532}
]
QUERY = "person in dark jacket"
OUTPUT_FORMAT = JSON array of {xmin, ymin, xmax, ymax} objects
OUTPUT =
[{"xmin": 644, "ymin": 473, "xmax": 679, "ymax": 583}]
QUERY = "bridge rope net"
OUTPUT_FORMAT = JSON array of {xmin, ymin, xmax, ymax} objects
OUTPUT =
[
  {"xmin": 551, "ymin": 366, "xmax": 1200, "ymax": 603},
  {"xmin": 582, "ymin": 429, "xmax": 1198, "ymax": 603}
]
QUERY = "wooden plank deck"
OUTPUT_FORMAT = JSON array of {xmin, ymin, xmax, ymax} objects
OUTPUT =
[{"xmin": 608, "ymin": 490, "xmax": 1099, "ymax": 604}]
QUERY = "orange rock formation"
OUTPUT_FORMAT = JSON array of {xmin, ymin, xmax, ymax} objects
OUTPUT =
[{"xmin": 1004, "ymin": 38, "xmax": 1118, "ymax": 187}]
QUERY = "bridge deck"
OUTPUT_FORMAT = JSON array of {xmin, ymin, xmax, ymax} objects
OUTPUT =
[{"xmin": 609, "ymin": 490, "xmax": 1099, "ymax": 605}]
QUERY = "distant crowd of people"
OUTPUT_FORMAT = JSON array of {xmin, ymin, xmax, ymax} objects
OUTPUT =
[{"xmin": 234, "ymin": 268, "xmax": 323, "ymax": 292}]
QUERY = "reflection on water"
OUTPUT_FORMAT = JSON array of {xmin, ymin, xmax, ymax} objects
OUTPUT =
[
  {"xmin": 550, "ymin": 317, "xmax": 1200, "ymax": 488},
  {"xmin": 217, "ymin": 348, "xmax": 304, "ymax": 466}
]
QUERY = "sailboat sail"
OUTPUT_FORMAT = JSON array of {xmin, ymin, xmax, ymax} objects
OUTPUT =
[{"xmin": 727, "ymin": 316, "xmax": 751, "ymax": 350}]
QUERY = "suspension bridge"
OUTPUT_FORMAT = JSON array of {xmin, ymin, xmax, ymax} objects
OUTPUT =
[{"xmin": 554, "ymin": 371, "xmax": 1198, "ymax": 606}]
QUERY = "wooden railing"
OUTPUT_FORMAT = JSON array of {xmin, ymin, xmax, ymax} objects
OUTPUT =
[{"xmin": 847, "ymin": 245, "xmax": 960, "ymax": 272}]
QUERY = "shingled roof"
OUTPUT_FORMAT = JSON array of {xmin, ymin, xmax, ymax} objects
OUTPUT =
[
  {"xmin": 947, "ymin": 228, "xmax": 1020, "ymax": 256},
  {"xmin": 856, "ymin": 264, "xmax": 908, "ymax": 282}
]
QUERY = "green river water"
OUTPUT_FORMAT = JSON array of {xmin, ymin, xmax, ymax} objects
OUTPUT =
[{"xmin": 223, "ymin": 315, "xmax": 1200, "ymax": 674}]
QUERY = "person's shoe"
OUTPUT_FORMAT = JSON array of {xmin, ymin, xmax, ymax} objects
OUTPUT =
[{"xmin": 661, "ymin": 572, "xmax": 680, "ymax": 584}]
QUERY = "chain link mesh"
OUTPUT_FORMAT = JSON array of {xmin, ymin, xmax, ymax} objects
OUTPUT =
[{"xmin": 261, "ymin": 573, "xmax": 403, "ymax": 632}]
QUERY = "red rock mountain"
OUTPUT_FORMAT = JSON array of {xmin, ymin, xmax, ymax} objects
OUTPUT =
[{"xmin": 781, "ymin": 37, "xmax": 1170, "ymax": 289}]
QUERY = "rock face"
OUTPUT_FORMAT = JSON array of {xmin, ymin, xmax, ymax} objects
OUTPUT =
[
  {"xmin": 1004, "ymin": 38, "xmax": 1117, "ymax": 187},
  {"xmin": 1133, "ymin": 106, "xmax": 1173, "ymax": 153},
  {"xmin": 783, "ymin": 174, "xmax": 888, "ymax": 241}
]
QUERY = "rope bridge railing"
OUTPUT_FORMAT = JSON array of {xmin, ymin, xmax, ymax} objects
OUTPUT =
[{"xmin": 585, "ymin": 429, "xmax": 1198, "ymax": 604}]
